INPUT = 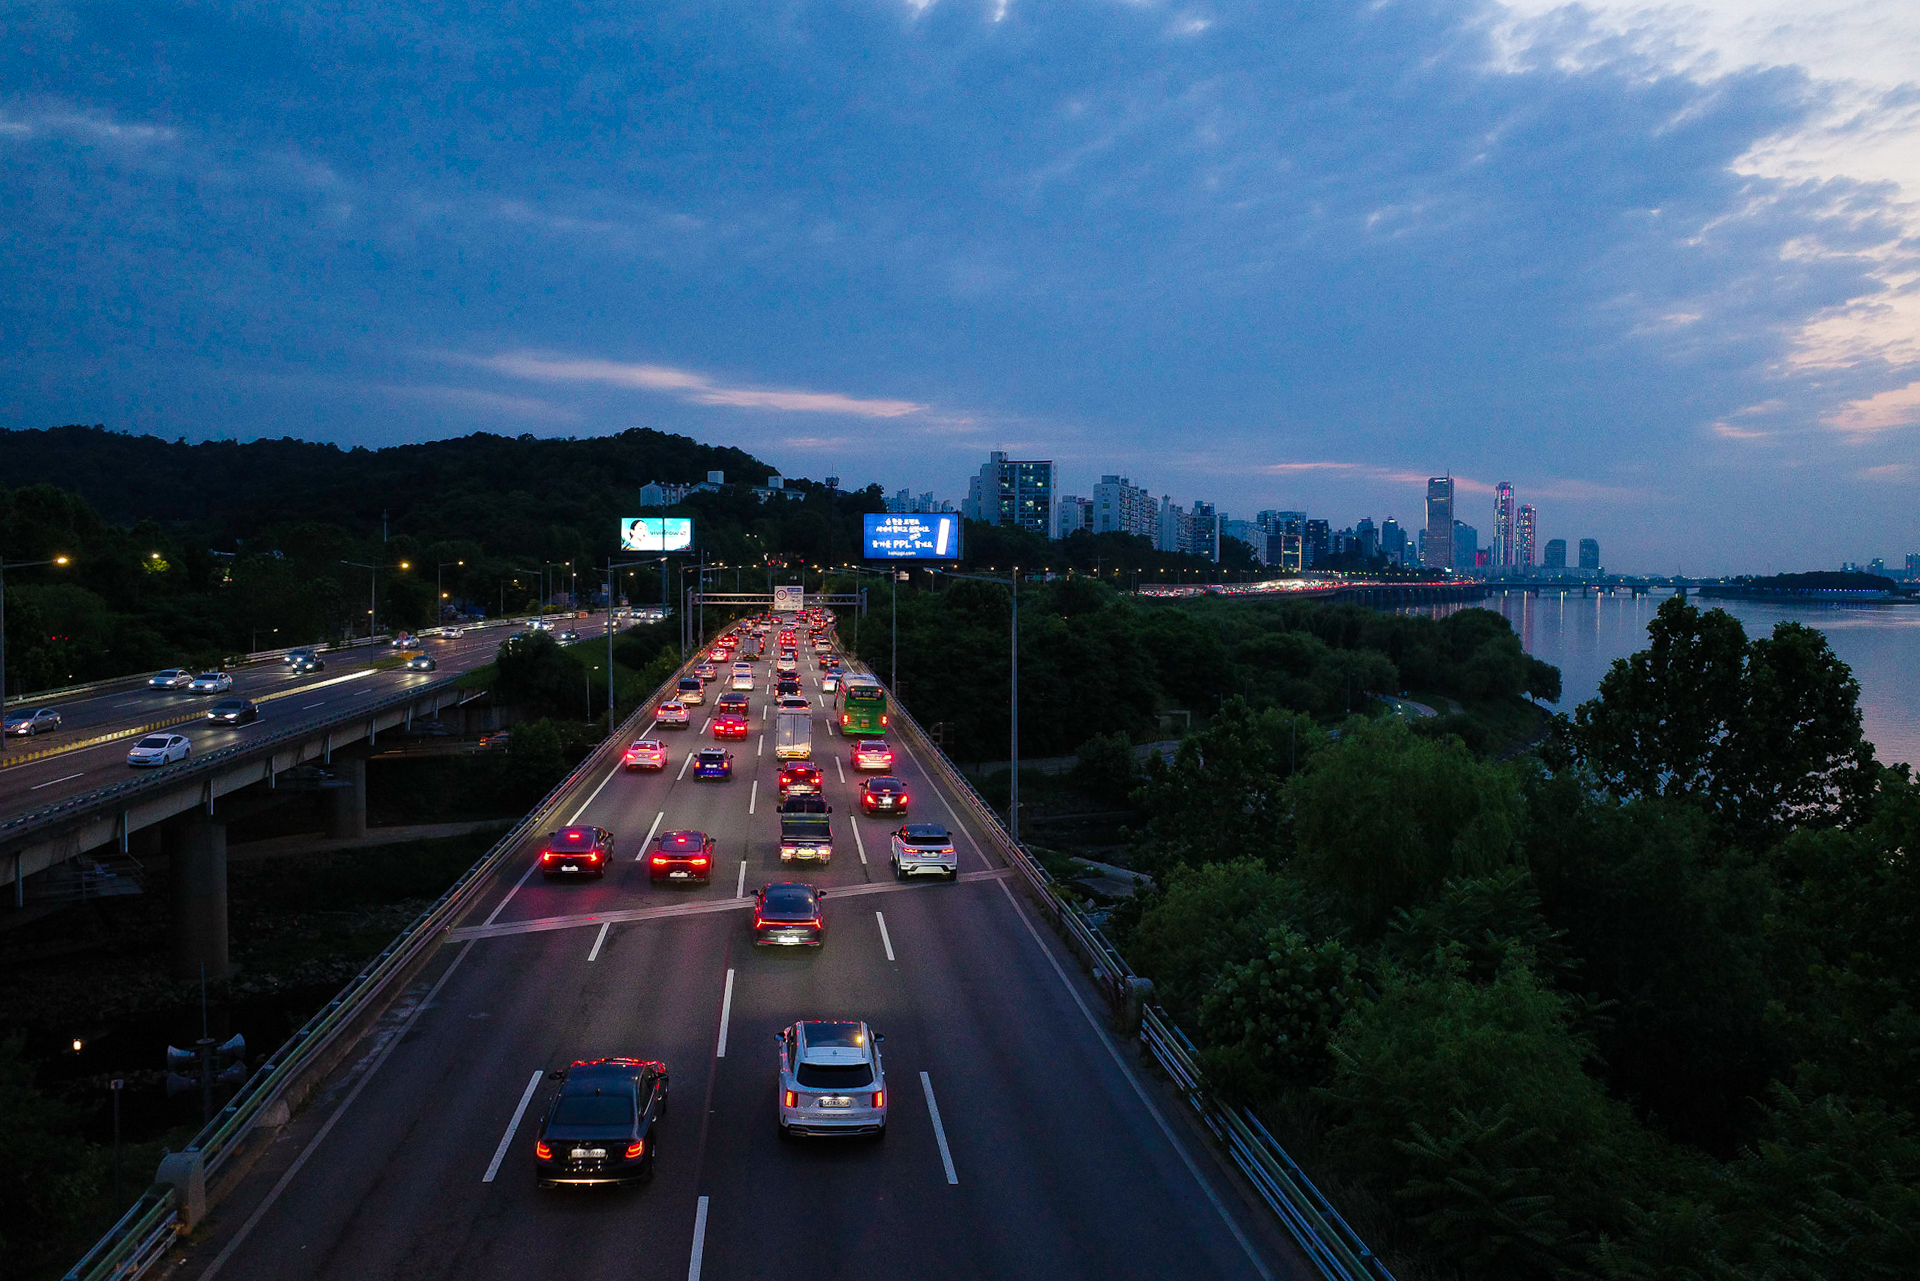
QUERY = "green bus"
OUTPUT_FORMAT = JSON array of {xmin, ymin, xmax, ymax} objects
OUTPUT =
[{"xmin": 834, "ymin": 677, "xmax": 888, "ymax": 735}]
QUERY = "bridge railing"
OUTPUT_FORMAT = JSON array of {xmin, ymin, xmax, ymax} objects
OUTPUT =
[
  {"xmin": 872, "ymin": 675, "xmax": 1396, "ymax": 1281},
  {"xmin": 62, "ymin": 627, "xmax": 709, "ymax": 1281}
]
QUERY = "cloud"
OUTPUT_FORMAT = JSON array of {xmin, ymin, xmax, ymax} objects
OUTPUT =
[
  {"xmin": 1824, "ymin": 379, "xmax": 1920, "ymax": 436},
  {"xmin": 1859, "ymin": 462, "xmax": 1914, "ymax": 481},
  {"xmin": 378, "ymin": 385, "xmax": 581, "ymax": 423},
  {"xmin": 463, "ymin": 353, "xmax": 928, "ymax": 419},
  {"xmin": 1712, "ymin": 420, "xmax": 1776, "ymax": 441}
]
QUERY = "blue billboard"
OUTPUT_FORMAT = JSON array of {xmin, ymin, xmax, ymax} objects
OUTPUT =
[{"xmin": 863, "ymin": 512, "xmax": 962, "ymax": 560}]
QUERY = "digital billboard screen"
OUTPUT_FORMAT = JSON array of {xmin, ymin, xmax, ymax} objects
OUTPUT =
[
  {"xmin": 863, "ymin": 513, "xmax": 962, "ymax": 560},
  {"xmin": 621, "ymin": 517, "xmax": 694, "ymax": 552}
]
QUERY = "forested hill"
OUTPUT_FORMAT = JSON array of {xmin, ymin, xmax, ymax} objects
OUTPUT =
[{"xmin": 0, "ymin": 424, "xmax": 775, "ymax": 535}]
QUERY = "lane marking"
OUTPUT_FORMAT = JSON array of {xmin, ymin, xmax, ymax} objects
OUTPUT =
[
  {"xmin": 30, "ymin": 772, "xmax": 85, "ymax": 790},
  {"xmin": 835, "ymin": 758, "xmax": 846, "ymax": 783},
  {"xmin": 300, "ymin": 702, "xmax": 325, "ymax": 710},
  {"xmin": 851, "ymin": 820, "xmax": 867, "ymax": 865},
  {"xmin": 748, "ymin": 779, "xmax": 758, "ymax": 815},
  {"xmin": 931, "ymin": 783, "xmax": 995, "ymax": 871},
  {"xmin": 483, "ymin": 1069, "xmax": 546, "ymax": 1182},
  {"xmin": 637, "ymin": 810, "xmax": 665, "ymax": 859},
  {"xmin": 677, "ymin": 751, "xmax": 695, "ymax": 781},
  {"xmin": 715, "ymin": 969, "xmax": 735, "ymax": 1058},
  {"xmin": 992, "ymin": 878, "xmax": 1275, "ymax": 1281},
  {"xmin": 483, "ymin": 860, "xmax": 542, "ymax": 927},
  {"xmin": 199, "ymin": 940, "xmax": 476, "ymax": 1280},
  {"xmin": 565, "ymin": 762, "xmax": 620, "ymax": 824},
  {"xmin": 876, "ymin": 910, "xmax": 894, "ymax": 961},
  {"xmin": 588, "ymin": 920, "xmax": 609, "ymax": 962},
  {"xmin": 735, "ymin": 859, "xmax": 747, "ymax": 898},
  {"xmin": 757, "ymin": 733, "xmax": 764, "ymax": 757},
  {"xmin": 920, "ymin": 1072, "xmax": 958, "ymax": 1185},
  {"xmin": 687, "ymin": 1196, "xmax": 710, "ymax": 1281}
]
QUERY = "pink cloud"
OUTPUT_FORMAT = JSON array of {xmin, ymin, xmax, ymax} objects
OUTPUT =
[
  {"xmin": 1825, "ymin": 380, "xmax": 1920, "ymax": 436},
  {"xmin": 466, "ymin": 351, "xmax": 927, "ymax": 419}
]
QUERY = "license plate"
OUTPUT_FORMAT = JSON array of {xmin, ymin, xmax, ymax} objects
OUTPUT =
[
  {"xmin": 818, "ymin": 1097, "xmax": 852, "ymax": 1109},
  {"xmin": 670, "ymin": 870, "xmax": 690, "ymax": 879},
  {"xmin": 571, "ymin": 1148, "xmax": 606, "ymax": 1159},
  {"xmin": 561, "ymin": 864, "xmax": 579, "ymax": 873}
]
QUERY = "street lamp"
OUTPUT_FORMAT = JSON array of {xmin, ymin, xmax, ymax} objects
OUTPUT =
[
  {"xmin": 603, "ymin": 557, "xmax": 656, "ymax": 721},
  {"xmin": 935, "ymin": 566, "xmax": 1022, "ymax": 843},
  {"xmin": 1, "ymin": 554, "xmax": 71, "ymax": 755},
  {"xmin": 435, "ymin": 560, "xmax": 464, "ymax": 622},
  {"xmin": 341, "ymin": 560, "xmax": 409, "ymax": 641}
]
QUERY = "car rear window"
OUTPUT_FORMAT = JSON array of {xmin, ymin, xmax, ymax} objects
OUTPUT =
[
  {"xmin": 553, "ymin": 1095, "xmax": 634, "ymax": 1127},
  {"xmin": 762, "ymin": 887, "xmax": 815, "ymax": 915},
  {"xmin": 795, "ymin": 1062, "xmax": 874, "ymax": 1089},
  {"xmin": 553, "ymin": 829, "xmax": 592, "ymax": 846}
]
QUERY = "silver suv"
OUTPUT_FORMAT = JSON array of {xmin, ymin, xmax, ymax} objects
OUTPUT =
[
  {"xmin": 889, "ymin": 824, "xmax": 958, "ymax": 881},
  {"xmin": 776, "ymin": 1020, "xmax": 887, "ymax": 1139}
]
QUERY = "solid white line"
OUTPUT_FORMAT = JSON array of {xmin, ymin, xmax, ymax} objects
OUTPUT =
[
  {"xmin": 199, "ymin": 940, "xmax": 476, "ymax": 1280},
  {"xmin": 483, "ymin": 860, "xmax": 542, "ymax": 927},
  {"xmin": 588, "ymin": 920, "xmax": 610, "ymax": 962},
  {"xmin": 920, "ymin": 1072, "xmax": 958, "ymax": 1185},
  {"xmin": 687, "ymin": 1195, "xmax": 711, "ymax": 1281},
  {"xmin": 749, "ymin": 779, "xmax": 758, "ymax": 814},
  {"xmin": 932, "ymin": 784, "xmax": 995, "ymax": 871},
  {"xmin": 30, "ymin": 772, "xmax": 86, "ymax": 790},
  {"xmin": 565, "ymin": 762, "xmax": 620, "ymax": 824},
  {"xmin": 483, "ymin": 1069, "xmax": 546, "ymax": 1182},
  {"xmin": 876, "ymin": 910, "xmax": 894, "ymax": 961},
  {"xmin": 992, "ymin": 878, "xmax": 1275, "ymax": 1281},
  {"xmin": 851, "ymin": 820, "xmax": 867, "ymax": 865},
  {"xmin": 677, "ymin": 751, "xmax": 695, "ymax": 780},
  {"xmin": 736, "ymin": 859, "xmax": 747, "ymax": 898},
  {"xmin": 715, "ymin": 969, "xmax": 735, "ymax": 1058},
  {"xmin": 635, "ymin": 810, "xmax": 665, "ymax": 860},
  {"xmin": 835, "ymin": 757, "xmax": 846, "ymax": 783}
]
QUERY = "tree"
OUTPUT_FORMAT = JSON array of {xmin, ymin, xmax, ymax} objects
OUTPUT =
[
  {"xmin": 1121, "ymin": 859, "xmax": 1310, "ymax": 1019},
  {"xmin": 1131, "ymin": 698, "xmax": 1322, "ymax": 875},
  {"xmin": 1197, "ymin": 926, "xmax": 1364, "ymax": 1098}
]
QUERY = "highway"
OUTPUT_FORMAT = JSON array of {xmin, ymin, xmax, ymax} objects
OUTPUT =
[
  {"xmin": 0, "ymin": 621, "xmax": 614, "ymax": 822},
  {"xmin": 173, "ymin": 627, "xmax": 1299, "ymax": 1281}
]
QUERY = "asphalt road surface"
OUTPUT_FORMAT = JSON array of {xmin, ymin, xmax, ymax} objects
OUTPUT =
[
  {"xmin": 0, "ymin": 621, "xmax": 615, "ymax": 822},
  {"xmin": 170, "ymin": 632, "xmax": 1301, "ymax": 1281}
]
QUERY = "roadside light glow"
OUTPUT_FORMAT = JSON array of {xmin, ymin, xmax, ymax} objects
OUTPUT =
[
  {"xmin": 72, "ymin": 1038, "xmax": 83, "ymax": 1052},
  {"xmin": 55, "ymin": 555, "xmax": 70, "ymax": 565}
]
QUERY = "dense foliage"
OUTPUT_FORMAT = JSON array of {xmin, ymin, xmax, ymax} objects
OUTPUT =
[{"xmin": 1108, "ymin": 598, "xmax": 1916, "ymax": 1280}]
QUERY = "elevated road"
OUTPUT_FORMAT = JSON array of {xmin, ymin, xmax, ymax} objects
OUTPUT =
[{"xmin": 172, "ymin": 635, "xmax": 1299, "ymax": 1281}]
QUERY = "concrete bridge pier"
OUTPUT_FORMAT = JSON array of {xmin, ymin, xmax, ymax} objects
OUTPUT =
[
  {"xmin": 168, "ymin": 814, "xmax": 229, "ymax": 981},
  {"xmin": 326, "ymin": 755, "xmax": 368, "ymax": 840}
]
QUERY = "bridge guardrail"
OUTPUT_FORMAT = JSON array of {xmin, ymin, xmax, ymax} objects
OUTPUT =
[
  {"xmin": 64, "ymin": 627, "xmax": 710, "ymax": 1281},
  {"xmin": 872, "ymin": 677, "xmax": 1395, "ymax": 1281}
]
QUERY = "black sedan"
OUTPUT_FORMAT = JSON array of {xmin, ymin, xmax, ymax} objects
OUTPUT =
[
  {"xmin": 534, "ymin": 1058, "xmax": 668, "ymax": 1188},
  {"xmin": 206, "ymin": 698, "xmax": 260, "ymax": 726},
  {"xmin": 648, "ymin": 830, "xmax": 715, "ymax": 884},
  {"xmin": 753, "ymin": 882, "xmax": 825, "ymax": 947}
]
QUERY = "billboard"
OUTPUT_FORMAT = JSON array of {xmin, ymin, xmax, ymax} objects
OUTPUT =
[
  {"xmin": 863, "ymin": 513, "xmax": 962, "ymax": 560},
  {"xmin": 773, "ymin": 585, "xmax": 805, "ymax": 612},
  {"xmin": 621, "ymin": 517, "xmax": 694, "ymax": 552}
]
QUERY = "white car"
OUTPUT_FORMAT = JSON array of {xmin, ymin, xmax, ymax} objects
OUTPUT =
[
  {"xmin": 444, "ymin": 627, "xmax": 464, "ymax": 638},
  {"xmin": 127, "ymin": 732, "xmax": 192, "ymax": 767},
  {"xmin": 777, "ymin": 695, "xmax": 810, "ymax": 713},
  {"xmin": 148, "ymin": 669, "xmax": 194, "ymax": 689},
  {"xmin": 188, "ymin": 672, "xmax": 233, "ymax": 694},
  {"xmin": 777, "ymin": 1020, "xmax": 888, "ymax": 1139},
  {"xmin": 656, "ymin": 700, "xmax": 691, "ymax": 728},
  {"xmin": 890, "ymin": 824, "xmax": 959, "ymax": 881},
  {"xmin": 731, "ymin": 671, "xmax": 755, "ymax": 692}
]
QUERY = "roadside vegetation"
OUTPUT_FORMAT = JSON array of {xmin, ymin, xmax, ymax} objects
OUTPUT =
[{"xmin": 1092, "ymin": 597, "xmax": 1916, "ymax": 1280}]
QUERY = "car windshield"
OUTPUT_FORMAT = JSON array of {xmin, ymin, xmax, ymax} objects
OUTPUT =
[
  {"xmin": 136, "ymin": 736, "xmax": 170, "ymax": 748},
  {"xmin": 197, "ymin": 673, "xmax": 220, "ymax": 680},
  {"xmin": 805, "ymin": 1021, "xmax": 865, "ymax": 1048},
  {"xmin": 795, "ymin": 1062, "xmax": 874, "ymax": 1089},
  {"xmin": 552, "ymin": 1095, "xmax": 633, "ymax": 1127}
]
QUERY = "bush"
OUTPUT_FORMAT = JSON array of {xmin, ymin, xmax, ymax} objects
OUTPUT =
[
  {"xmin": 1198, "ymin": 926, "xmax": 1364, "ymax": 1099},
  {"xmin": 1069, "ymin": 731, "xmax": 1140, "ymax": 808}
]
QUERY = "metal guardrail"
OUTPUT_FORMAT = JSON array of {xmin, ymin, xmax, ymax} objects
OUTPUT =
[
  {"xmin": 875, "ymin": 685, "xmax": 1396, "ymax": 1281},
  {"xmin": 64, "ymin": 631, "xmax": 708, "ymax": 1281}
]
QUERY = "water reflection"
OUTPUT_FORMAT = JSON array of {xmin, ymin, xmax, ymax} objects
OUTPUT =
[{"xmin": 1403, "ymin": 589, "xmax": 1920, "ymax": 767}]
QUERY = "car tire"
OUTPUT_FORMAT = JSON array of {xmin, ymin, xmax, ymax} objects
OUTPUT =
[
  {"xmin": 873, "ymin": 1123, "xmax": 887, "ymax": 1143},
  {"xmin": 946, "ymin": 868, "xmax": 959, "ymax": 883},
  {"xmin": 638, "ymin": 1145, "xmax": 656, "ymax": 1184},
  {"xmin": 891, "ymin": 860, "xmax": 903, "ymax": 881}
]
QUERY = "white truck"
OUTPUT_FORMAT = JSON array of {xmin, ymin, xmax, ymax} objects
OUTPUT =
[{"xmin": 774, "ymin": 707, "xmax": 812, "ymax": 760}]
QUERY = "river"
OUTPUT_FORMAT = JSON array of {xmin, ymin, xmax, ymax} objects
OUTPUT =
[{"xmin": 1406, "ymin": 590, "xmax": 1920, "ymax": 768}]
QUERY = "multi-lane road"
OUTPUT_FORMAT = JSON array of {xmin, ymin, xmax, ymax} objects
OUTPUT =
[
  {"xmin": 173, "ymin": 629, "xmax": 1299, "ymax": 1281},
  {"xmin": 0, "ymin": 622, "xmax": 613, "ymax": 821}
]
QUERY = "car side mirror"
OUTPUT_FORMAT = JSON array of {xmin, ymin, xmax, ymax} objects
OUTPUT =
[
  {"xmin": 874, "ymin": 1033, "xmax": 885, "ymax": 1042},
  {"xmin": 547, "ymin": 1069, "xmax": 567, "ymax": 1081}
]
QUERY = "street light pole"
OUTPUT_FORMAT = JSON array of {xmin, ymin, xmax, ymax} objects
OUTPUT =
[
  {"xmin": 604, "ymin": 558, "xmax": 652, "ymax": 722},
  {"xmin": 435, "ymin": 559, "xmax": 464, "ymax": 623},
  {"xmin": 1, "ymin": 554, "xmax": 72, "ymax": 756}
]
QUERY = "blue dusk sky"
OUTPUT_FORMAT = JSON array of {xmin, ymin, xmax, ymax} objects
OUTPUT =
[{"xmin": 4, "ymin": 1, "xmax": 1918, "ymax": 573}]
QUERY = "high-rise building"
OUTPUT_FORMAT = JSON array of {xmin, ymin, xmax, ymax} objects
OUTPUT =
[
  {"xmin": 1304, "ymin": 520, "xmax": 1329, "ymax": 567},
  {"xmin": 1517, "ymin": 504, "xmax": 1537, "ymax": 568},
  {"xmin": 1425, "ymin": 477, "xmax": 1455, "ymax": 570},
  {"xmin": 963, "ymin": 451, "xmax": 1055, "ymax": 534},
  {"xmin": 1268, "ymin": 533, "xmax": 1304, "ymax": 571},
  {"xmin": 1092, "ymin": 475, "xmax": 1157, "ymax": 539},
  {"xmin": 1192, "ymin": 501, "xmax": 1220, "ymax": 561},
  {"xmin": 1056, "ymin": 495, "xmax": 1094, "ymax": 539},
  {"xmin": 1452, "ymin": 519, "xmax": 1478, "ymax": 573},
  {"xmin": 1494, "ymin": 482, "xmax": 1516, "ymax": 567},
  {"xmin": 1579, "ymin": 539, "xmax": 1600, "ymax": 572},
  {"xmin": 887, "ymin": 488, "xmax": 911, "ymax": 513},
  {"xmin": 1354, "ymin": 517, "xmax": 1378, "ymax": 561},
  {"xmin": 1543, "ymin": 538, "xmax": 1567, "ymax": 570},
  {"xmin": 1222, "ymin": 518, "xmax": 1263, "ymax": 560},
  {"xmin": 1156, "ymin": 497, "xmax": 1220, "ymax": 560},
  {"xmin": 1381, "ymin": 518, "xmax": 1406, "ymax": 565}
]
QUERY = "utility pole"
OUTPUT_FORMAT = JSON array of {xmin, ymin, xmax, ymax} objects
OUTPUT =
[{"xmin": 1, "ymin": 554, "xmax": 72, "ymax": 756}]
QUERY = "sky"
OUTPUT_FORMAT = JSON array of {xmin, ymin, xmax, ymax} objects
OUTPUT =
[{"xmin": 3, "ymin": 1, "xmax": 1917, "ymax": 574}]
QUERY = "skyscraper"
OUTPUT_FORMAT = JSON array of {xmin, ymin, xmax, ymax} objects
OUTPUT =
[
  {"xmin": 1494, "ymin": 482, "xmax": 1516, "ymax": 567},
  {"xmin": 1092, "ymin": 475, "xmax": 1157, "ymax": 539},
  {"xmin": 1304, "ymin": 520, "xmax": 1329, "ymax": 567},
  {"xmin": 1578, "ymin": 539, "xmax": 1600, "ymax": 571},
  {"xmin": 1517, "ymin": 504, "xmax": 1537, "ymax": 568},
  {"xmin": 1543, "ymin": 538, "xmax": 1567, "ymax": 570},
  {"xmin": 1425, "ymin": 477, "xmax": 1455, "ymax": 570},
  {"xmin": 1056, "ymin": 495, "xmax": 1093, "ymax": 538},
  {"xmin": 1453, "ymin": 519, "xmax": 1478, "ymax": 573},
  {"xmin": 1381, "ymin": 518, "xmax": 1406, "ymax": 565},
  {"xmin": 963, "ymin": 451, "xmax": 1055, "ymax": 534}
]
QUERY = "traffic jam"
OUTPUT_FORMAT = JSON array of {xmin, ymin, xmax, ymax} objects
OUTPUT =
[{"xmin": 515, "ymin": 605, "xmax": 961, "ymax": 1182}]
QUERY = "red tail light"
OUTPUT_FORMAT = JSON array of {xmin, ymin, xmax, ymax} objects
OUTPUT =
[
  {"xmin": 587, "ymin": 852, "xmax": 601, "ymax": 862},
  {"xmin": 872, "ymin": 1090, "xmax": 885, "ymax": 1108},
  {"xmin": 541, "ymin": 851, "xmax": 555, "ymax": 861},
  {"xmin": 784, "ymin": 1089, "xmax": 797, "ymax": 1108},
  {"xmin": 535, "ymin": 1140, "xmax": 552, "ymax": 1160},
  {"xmin": 651, "ymin": 856, "xmax": 667, "ymax": 866},
  {"xmin": 841, "ymin": 713, "xmax": 850, "ymax": 725},
  {"xmin": 690, "ymin": 857, "xmax": 710, "ymax": 867},
  {"xmin": 625, "ymin": 1140, "xmax": 645, "ymax": 1160}
]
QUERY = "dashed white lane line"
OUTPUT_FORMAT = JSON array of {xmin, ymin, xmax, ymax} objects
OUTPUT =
[
  {"xmin": 588, "ymin": 921, "xmax": 609, "ymax": 962},
  {"xmin": 687, "ymin": 1196, "xmax": 711, "ymax": 1281},
  {"xmin": 736, "ymin": 859, "xmax": 747, "ymax": 898},
  {"xmin": 677, "ymin": 751, "xmax": 695, "ymax": 781},
  {"xmin": 483, "ymin": 1070, "xmax": 546, "ymax": 1182},
  {"xmin": 757, "ymin": 733, "xmax": 764, "ymax": 756},
  {"xmin": 31, "ymin": 772, "xmax": 86, "ymax": 790},
  {"xmin": 850, "ymin": 820, "xmax": 867, "ymax": 865},
  {"xmin": 300, "ymin": 702, "xmax": 325, "ymax": 710},
  {"xmin": 749, "ymin": 779, "xmax": 758, "ymax": 814},
  {"xmin": 636, "ymin": 810, "xmax": 666, "ymax": 860},
  {"xmin": 920, "ymin": 1072, "xmax": 958, "ymax": 1185},
  {"xmin": 715, "ymin": 969, "xmax": 735, "ymax": 1058},
  {"xmin": 835, "ymin": 757, "xmax": 846, "ymax": 783},
  {"xmin": 876, "ymin": 910, "xmax": 894, "ymax": 961}
]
